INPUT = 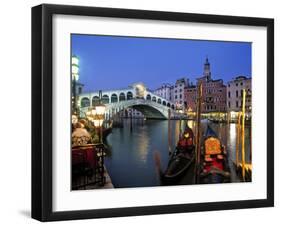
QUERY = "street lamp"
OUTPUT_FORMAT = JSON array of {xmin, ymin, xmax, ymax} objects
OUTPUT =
[
  {"xmin": 86, "ymin": 104, "xmax": 106, "ymax": 143},
  {"xmin": 72, "ymin": 55, "xmax": 79, "ymax": 116}
]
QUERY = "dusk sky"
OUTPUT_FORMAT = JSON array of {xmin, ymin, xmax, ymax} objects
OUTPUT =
[{"xmin": 71, "ymin": 34, "xmax": 251, "ymax": 92}]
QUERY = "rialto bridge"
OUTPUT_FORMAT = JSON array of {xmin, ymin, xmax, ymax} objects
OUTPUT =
[{"xmin": 78, "ymin": 83, "xmax": 179, "ymax": 119}]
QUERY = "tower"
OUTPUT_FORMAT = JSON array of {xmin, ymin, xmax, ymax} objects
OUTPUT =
[
  {"xmin": 72, "ymin": 55, "xmax": 79, "ymax": 115},
  {"xmin": 203, "ymin": 57, "xmax": 211, "ymax": 81}
]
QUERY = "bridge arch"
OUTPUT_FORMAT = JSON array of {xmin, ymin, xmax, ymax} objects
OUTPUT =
[
  {"xmin": 111, "ymin": 93, "xmax": 118, "ymax": 103},
  {"xmin": 127, "ymin": 91, "xmax": 133, "ymax": 100},
  {"xmin": 146, "ymin": 94, "xmax": 151, "ymax": 100},
  {"xmin": 119, "ymin": 92, "xmax": 126, "ymax": 101},
  {"xmin": 102, "ymin": 95, "xmax": 109, "ymax": 104},
  {"xmin": 157, "ymin": 98, "xmax": 162, "ymax": 104},
  {"xmin": 80, "ymin": 98, "xmax": 180, "ymax": 120},
  {"xmin": 107, "ymin": 99, "xmax": 170, "ymax": 119},
  {"xmin": 81, "ymin": 97, "xmax": 90, "ymax": 108},
  {"xmin": 92, "ymin": 96, "xmax": 99, "ymax": 106},
  {"xmin": 152, "ymin": 96, "xmax": 156, "ymax": 102}
]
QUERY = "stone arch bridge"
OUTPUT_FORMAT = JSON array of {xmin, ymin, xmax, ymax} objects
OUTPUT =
[{"xmin": 78, "ymin": 83, "xmax": 179, "ymax": 119}]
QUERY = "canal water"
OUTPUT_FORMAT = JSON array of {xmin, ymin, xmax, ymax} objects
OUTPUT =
[{"xmin": 104, "ymin": 119, "xmax": 251, "ymax": 188}]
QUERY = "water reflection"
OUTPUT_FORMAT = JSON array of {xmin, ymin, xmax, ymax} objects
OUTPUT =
[{"xmin": 105, "ymin": 119, "xmax": 251, "ymax": 188}]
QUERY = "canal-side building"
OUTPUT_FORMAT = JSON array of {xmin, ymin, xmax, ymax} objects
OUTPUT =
[
  {"xmin": 185, "ymin": 58, "xmax": 227, "ymax": 113},
  {"xmin": 153, "ymin": 83, "xmax": 172, "ymax": 101},
  {"xmin": 227, "ymin": 75, "xmax": 252, "ymax": 118},
  {"xmin": 171, "ymin": 78, "xmax": 188, "ymax": 110},
  {"xmin": 185, "ymin": 82, "xmax": 197, "ymax": 112}
]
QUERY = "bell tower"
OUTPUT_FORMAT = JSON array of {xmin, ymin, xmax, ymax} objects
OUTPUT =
[{"xmin": 203, "ymin": 57, "xmax": 211, "ymax": 81}]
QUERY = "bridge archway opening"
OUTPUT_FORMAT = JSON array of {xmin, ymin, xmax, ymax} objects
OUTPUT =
[
  {"xmin": 130, "ymin": 104, "xmax": 166, "ymax": 119},
  {"xmin": 92, "ymin": 96, "xmax": 99, "ymax": 106},
  {"xmin": 146, "ymin": 94, "xmax": 151, "ymax": 100},
  {"xmin": 111, "ymin": 94, "xmax": 118, "ymax": 103},
  {"xmin": 81, "ymin": 97, "xmax": 90, "ymax": 108},
  {"xmin": 102, "ymin": 95, "xmax": 109, "ymax": 104},
  {"xmin": 157, "ymin": 98, "xmax": 162, "ymax": 104},
  {"xmin": 162, "ymin": 101, "xmax": 166, "ymax": 106},
  {"xmin": 167, "ymin": 103, "xmax": 170, "ymax": 107},
  {"xmin": 119, "ymin": 93, "xmax": 126, "ymax": 101},
  {"xmin": 127, "ymin": 91, "xmax": 133, "ymax": 100},
  {"xmin": 152, "ymin": 96, "xmax": 156, "ymax": 102}
]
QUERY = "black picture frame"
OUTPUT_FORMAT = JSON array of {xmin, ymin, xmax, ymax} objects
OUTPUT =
[{"xmin": 32, "ymin": 4, "xmax": 274, "ymax": 222}]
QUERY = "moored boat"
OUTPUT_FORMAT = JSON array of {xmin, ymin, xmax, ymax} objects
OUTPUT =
[
  {"xmin": 199, "ymin": 125, "xmax": 230, "ymax": 184},
  {"xmin": 157, "ymin": 125, "xmax": 195, "ymax": 185},
  {"xmin": 102, "ymin": 120, "xmax": 113, "ymax": 140}
]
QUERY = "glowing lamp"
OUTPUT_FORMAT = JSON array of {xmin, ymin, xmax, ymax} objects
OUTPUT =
[
  {"xmin": 92, "ymin": 118, "xmax": 104, "ymax": 128},
  {"xmin": 91, "ymin": 108, "xmax": 97, "ymax": 115},
  {"xmin": 95, "ymin": 105, "xmax": 106, "ymax": 115}
]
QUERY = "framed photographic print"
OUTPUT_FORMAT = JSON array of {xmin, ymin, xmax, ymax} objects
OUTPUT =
[{"xmin": 32, "ymin": 4, "xmax": 274, "ymax": 221}]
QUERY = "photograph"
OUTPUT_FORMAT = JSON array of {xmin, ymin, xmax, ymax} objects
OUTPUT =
[{"xmin": 70, "ymin": 34, "xmax": 252, "ymax": 190}]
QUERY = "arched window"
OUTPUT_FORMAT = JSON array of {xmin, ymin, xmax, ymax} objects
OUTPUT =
[
  {"xmin": 152, "ymin": 96, "xmax": 156, "ymax": 102},
  {"xmin": 81, "ymin": 97, "xmax": 90, "ymax": 108},
  {"xmin": 146, "ymin": 94, "xmax": 151, "ymax": 100},
  {"xmin": 167, "ymin": 103, "xmax": 171, "ymax": 107},
  {"xmin": 162, "ymin": 101, "xmax": 166, "ymax": 106},
  {"xmin": 127, "ymin": 91, "xmax": 133, "ymax": 100},
  {"xmin": 92, "ymin": 96, "xmax": 99, "ymax": 106},
  {"xmin": 102, "ymin": 95, "xmax": 109, "ymax": 104},
  {"xmin": 157, "ymin": 99, "xmax": 162, "ymax": 104},
  {"xmin": 111, "ymin": 94, "xmax": 118, "ymax": 103},
  {"xmin": 119, "ymin": 92, "xmax": 126, "ymax": 101}
]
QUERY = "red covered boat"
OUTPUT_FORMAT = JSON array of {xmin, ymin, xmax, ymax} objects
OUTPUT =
[{"xmin": 200, "ymin": 126, "xmax": 230, "ymax": 183}]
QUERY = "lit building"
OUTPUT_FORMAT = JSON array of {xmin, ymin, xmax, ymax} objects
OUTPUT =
[
  {"xmin": 153, "ymin": 83, "xmax": 172, "ymax": 101},
  {"xmin": 227, "ymin": 75, "xmax": 252, "ymax": 118},
  {"xmin": 185, "ymin": 58, "xmax": 227, "ymax": 113},
  {"xmin": 185, "ymin": 82, "xmax": 197, "ymax": 112},
  {"xmin": 171, "ymin": 78, "xmax": 188, "ymax": 110}
]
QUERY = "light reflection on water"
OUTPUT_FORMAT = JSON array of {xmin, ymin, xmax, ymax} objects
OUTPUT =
[{"xmin": 105, "ymin": 119, "xmax": 251, "ymax": 188}]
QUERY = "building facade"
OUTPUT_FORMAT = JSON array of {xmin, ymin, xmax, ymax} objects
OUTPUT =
[
  {"xmin": 185, "ymin": 83, "xmax": 197, "ymax": 112},
  {"xmin": 185, "ymin": 58, "xmax": 227, "ymax": 113},
  {"xmin": 171, "ymin": 78, "xmax": 188, "ymax": 110},
  {"xmin": 226, "ymin": 76, "xmax": 252, "ymax": 114},
  {"xmin": 153, "ymin": 83, "xmax": 172, "ymax": 101}
]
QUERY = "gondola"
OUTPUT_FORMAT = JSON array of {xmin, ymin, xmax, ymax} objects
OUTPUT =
[
  {"xmin": 102, "ymin": 120, "xmax": 113, "ymax": 140},
  {"xmin": 156, "ymin": 125, "xmax": 195, "ymax": 185},
  {"xmin": 102, "ymin": 127, "xmax": 112, "ymax": 140},
  {"xmin": 199, "ymin": 125, "xmax": 230, "ymax": 184}
]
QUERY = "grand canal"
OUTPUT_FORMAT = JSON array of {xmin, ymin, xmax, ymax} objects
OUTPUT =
[{"xmin": 104, "ymin": 119, "xmax": 251, "ymax": 188}]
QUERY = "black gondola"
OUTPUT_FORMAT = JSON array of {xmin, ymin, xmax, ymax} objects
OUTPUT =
[
  {"xmin": 156, "ymin": 124, "xmax": 195, "ymax": 185},
  {"xmin": 199, "ymin": 125, "xmax": 230, "ymax": 184}
]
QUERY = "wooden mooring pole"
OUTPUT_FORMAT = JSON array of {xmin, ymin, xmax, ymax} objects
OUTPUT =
[
  {"xmin": 195, "ymin": 83, "xmax": 203, "ymax": 184},
  {"xmin": 236, "ymin": 112, "xmax": 241, "ymax": 166},
  {"xmin": 241, "ymin": 89, "xmax": 246, "ymax": 181},
  {"xmin": 168, "ymin": 109, "xmax": 172, "ymax": 155}
]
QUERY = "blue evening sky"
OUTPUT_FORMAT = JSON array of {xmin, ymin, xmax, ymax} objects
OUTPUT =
[{"xmin": 71, "ymin": 34, "xmax": 251, "ymax": 92}]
